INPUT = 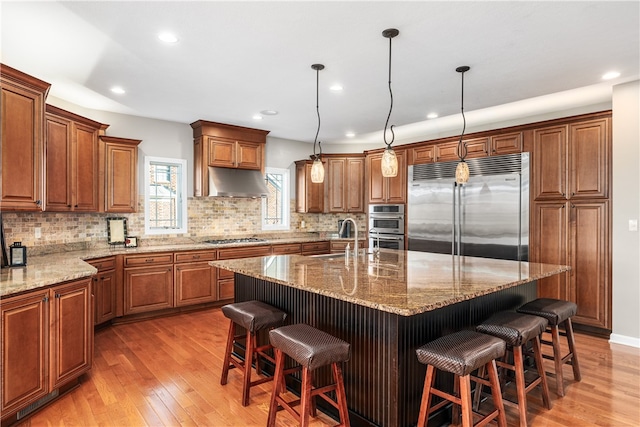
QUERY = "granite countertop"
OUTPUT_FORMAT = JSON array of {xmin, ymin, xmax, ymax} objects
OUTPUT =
[
  {"xmin": 0, "ymin": 235, "xmax": 364, "ymax": 297},
  {"xmin": 209, "ymin": 249, "xmax": 570, "ymax": 316}
]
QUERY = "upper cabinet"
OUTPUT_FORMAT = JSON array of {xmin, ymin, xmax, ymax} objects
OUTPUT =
[
  {"xmin": 1, "ymin": 64, "xmax": 51, "ymax": 211},
  {"xmin": 45, "ymin": 105, "xmax": 107, "ymax": 212},
  {"xmin": 295, "ymin": 160, "xmax": 324, "ymax": 213},
  {"xmin": 366, "ymin": 150, "xmax": 406, "ymax": 204},
  {"xmin": 325, "ymin": 154, "xmax": 365, "ymax": 213},
  {"xmin": 191, "ymin": 120, "xmax": 269, "ymax": 197},
  {"xmin": 100, "ymin": 136, "xmax": 141, "ymax": 213},
  {"xmin": 532, "ymin": 118, "xmax": 610, "ymax": 201}
]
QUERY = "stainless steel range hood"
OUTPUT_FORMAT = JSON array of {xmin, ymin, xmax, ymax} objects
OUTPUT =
[{"xmin": 208, "ymin": 166, "xmax": 269, "ymax": 198}]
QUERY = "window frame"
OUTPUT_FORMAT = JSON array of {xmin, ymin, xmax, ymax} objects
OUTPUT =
[
  {"xmin": 262, "ymin": 166, "xmax": 290, "ymax": 231},
  {"xmin": 144, "ymin": 156, "xmax": 188, "ymax": 235}
]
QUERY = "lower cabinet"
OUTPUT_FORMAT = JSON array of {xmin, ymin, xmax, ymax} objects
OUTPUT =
[
  {"xmin": 301, "ymin": 241, "xmax": 331, "ymax": 255},
  {"xmin": 1, "ymin": 278, "xmax": 92, "ymax": 422},
  {"xmin": 87, "ymin": 256, "xmax": 117, "ymax": 325},
  {"xmin": 123, "ymin": 253, "xmax": 174, "ymax": 315},
  {"xmin": 174, "ymin": 250, "xmax": 217, "ymax": 306},
  {"xmin": 216, "ymin": 245, "xmax": 272, "ymax": 301}
]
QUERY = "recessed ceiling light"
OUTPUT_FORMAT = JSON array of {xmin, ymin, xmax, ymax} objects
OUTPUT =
[
  {"xmin": 426, "ymin": 113, "xmax": 438, "ymax": 119},
  {"xmin": 111, "ymin": 86, "xmax": 125, "ymax": 94},
  {"xmin": 330, "ymin": 84, "xmax": 343, "ymax": 92},
  {"xmin": 602, "ymin": 71, "xmax": 620, "ymax": 80},
  {"xmin": 345, "ymin": 132, "xmax": 355, "ymax": 138},
  {"xmin": 252, "ymin": 114, "xmax": 263, "ymax": 120},
  {"xmin": 158, "ymin": 32, "xmax": 179, "ymax": 43},
  {"xmin": 260, "ymin": 110, "xmax": 278, "ymax": 115}
]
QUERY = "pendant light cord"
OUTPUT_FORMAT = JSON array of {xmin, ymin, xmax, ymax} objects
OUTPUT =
[
  {"xmin": 457, "ymin": 67, "xmax": 468, "ymax": 160},
  {"xmin": 383, "ymin": 35, "xmax": 395, "ymax": 149},
  {"xmin": 312, "ymin": 65, "xmax": 323, "ymax": 159}
]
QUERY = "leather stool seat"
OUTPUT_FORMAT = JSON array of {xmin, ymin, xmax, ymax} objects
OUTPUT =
[
  {"xmin": 268, "ymin": 324, "xmax": 351, "ymax": 427},
  {"xmin": 415, "ymin": 330, "xmax": 507, "ymax": 427},
  {"xmin": 476, "ymin": 311, "xmax": 551, "ymax": 427},
  {"xmin": 517, "ymin": 298, "xmax": 581, "ymax": 396},
  {"xmin": 220, "ymin": 300, "xmax": 287, "ymax": 406}
]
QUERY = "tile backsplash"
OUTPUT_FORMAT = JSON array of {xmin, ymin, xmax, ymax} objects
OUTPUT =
[{"xmin": 2, "ymin": 197, "xmax": 366, "ymax": 251}]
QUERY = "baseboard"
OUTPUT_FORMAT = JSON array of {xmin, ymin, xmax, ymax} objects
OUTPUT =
[{"xmin": 609, "ymin": 333, "xmax": 640, "ymax": 348}]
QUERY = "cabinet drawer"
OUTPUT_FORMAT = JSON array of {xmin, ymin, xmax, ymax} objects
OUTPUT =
[
  {"xmin": 301, "ymin": 241, "xmax": 330, "ymax": 255},
  {"xmin": 271, "ymin": 243, "xmax": 302, "ymax": 255},
  {"xmin": 218, "ymin": 279, "xmax": 234, "ymax": 301},
  {"xmin": 87, "ymin": 256, "xmax": 116, "ymax": 272},
  {"xmin": 217, "ymin": 245, "xmax": 271, "ymax": 260},
  {"xmin": 218, "ymin": 268, "xmax": 234, "ymax": 280},
  {"xmin": 124, "ymin": 253, "xmax": 173, "ymax": 267},
  {"xmin": 174, "ymin": 250, "xmax": 216, "ymax": 263}
]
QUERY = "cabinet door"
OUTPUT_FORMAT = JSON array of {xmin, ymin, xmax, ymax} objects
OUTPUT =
[
  {"xmin": 50, "ymin": 278, "xmax": 92, "ymax": 389},
  {"xmin": 367, "ymin": 154, "xmax": 385, "ymax": 204},
  {"xmin": 462, "ymin": 137, "xmax": 489, "ymax": 159},
  {"xmin": 410, "ymin": 145, "xmax": 434, "ymax": 165},
  {"xmin": 0, "ymin": 81, "xmax": 45, "ymax": 211},
  {"xmin": 73, "ymin": 123, "xmax": 99, "ymax": 211},
  {"xmin": 94, "ymin": 270, "xmax": 117, "ymax": 325},
  {"xmin": 105, "ymin": 141, "xmax": 138, "ymax": 213},
  {"xmin": 45, "ymin": 114, "xmax": 73, "ymax": 211},
  {"xmin": 236, "ymin": 141, "xmax": 262, "ymax": 170},
  {"xmin": 434, "ymin": 141, "xmax": 460, "ymax": 162},
  {"xmin": 207, "ymin": 138, "xmax": 236, "ymax": 168},
  {"xmin": 124, "ymin": 266, "xmax": 174, "ymax": 314},
  {"xmin": 327, "ymin": 158, "xmax": 346, "ymax": 212},
  {"xmin": 386, "ymin": 151, "xmax": 406, "ymax": 204},
  {"xmin": 490, "ymin": 132, "xmax": 522, "ymax": 155},
  {"xmin": 303, "ymin": 163, "xmax": 324, "ymax": 213},
  {"xmin": 570, "ymin": 201, "xmax": 610, "ymax": 329},
  {"xmin": 569, "ymin": 119, "xmax": 609, "ymax": 199},
  {"xmin": 346, "ymin": 158, "xmax": 365, "ymax": 212},
  {"xmin": 175, "ymin": 262, "xmax": 216, "ymax": 306},
  {"xmin": 1, "ymin": 290, "xmax": 49, "ymax": 414},
  {"xmin": 533, "ymin": 125, "xmax": 567, "ymax": 200},
  {"xmin": 532, "ymin": 201, "xmax": 570, "ymax": 300}
]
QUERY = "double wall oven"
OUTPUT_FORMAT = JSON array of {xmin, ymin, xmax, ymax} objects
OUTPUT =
[{"xmin": 368, "ymin": 204, "xmax": 405, "ymax": 250}]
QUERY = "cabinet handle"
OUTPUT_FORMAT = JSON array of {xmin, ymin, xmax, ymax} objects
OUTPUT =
[
  {"xmin": 572, "ymin": 192, "xmax": 575, "ymax": 196},
  {"xmin": 193, "ymin": 255, "xmax": 200, "ymax": 259},
  {"xmin": 571, "ymin": 204, "xmax": 576, "ymax": 209},
  {"xmin": 67, "ymin": 204, "xmax": 72, "ymax": 207},
  {"xmin": 75, "ymin": 204, "xmax": 78, "ymax": 208},
  {"xmin": 43, "ymin": 296, "xmax": 49, "ymax": 302},
  {"xmin": 93, "ymin": 277, "xmax": 98, "ymax": 282},
  {"xmin": 55, "ymin": 294, "xmax": 61, "ymax": 299},
  {"xmin": 493, "ymin": 149, "xmax": 497, "ymax": 153},
  {"xmin": 167, "ymin": 268, "xmax": 171, "ymax": 272},
  {"xmin": 145, "ymin": 258, "xmax": 154, "ymax": 263},
  {"xmin": 35, "ymin": 200, "xmax": 41, "ymax": 205}
]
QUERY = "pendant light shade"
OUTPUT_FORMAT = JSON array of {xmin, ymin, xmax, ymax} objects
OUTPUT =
[
  {"xmin": 381, "ymin": 28, "xmax": 399, "ymax": 178},
  {"xmin": 455, "ymin": 65, "xmax": 470, "ymax": 185},
  {"xmin": 310, "ymin": 63, "xmax": 325, "ymax": 183}
]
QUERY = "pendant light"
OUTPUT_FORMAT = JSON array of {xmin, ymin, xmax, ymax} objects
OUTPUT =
[
  {"xmin": 381, "ymin": 28, "xmax": 399, "ymax": 178},
  {"xmin": 455, "ymin": 65, "xmax": 470, "ymax": 185},
  {"xmin": 310, "ymin": 63, "xmax": 325, "ymax": 183}
]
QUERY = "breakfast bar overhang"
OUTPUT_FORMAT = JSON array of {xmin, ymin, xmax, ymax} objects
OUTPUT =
[{"xmin": 211, "ymin": 250, "xmax": 569, "ymax": 427}]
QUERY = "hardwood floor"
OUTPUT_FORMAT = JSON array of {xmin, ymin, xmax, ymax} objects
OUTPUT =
[{"xmin": 16, "ymin": 308, "xmax": 640, "ymax": 427}]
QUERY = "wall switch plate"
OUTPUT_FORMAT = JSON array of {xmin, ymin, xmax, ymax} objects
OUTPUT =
[
  {"xmin": 34, "ymin": 227, "xmax": 41, "ymax": 238},
  {"xmin": 629, "ymin": 220, "xmax": 638, "ymax": 232}
]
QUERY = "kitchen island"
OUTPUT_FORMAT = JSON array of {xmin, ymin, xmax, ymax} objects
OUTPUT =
[{"xmin": 211, "ymin": 249, "xmax": 569, "ymax": 427}]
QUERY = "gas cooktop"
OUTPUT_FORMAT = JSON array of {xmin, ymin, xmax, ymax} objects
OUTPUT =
[{"xmin": 204, "ymin": 237, "xmax": 267, "ymax": 245}]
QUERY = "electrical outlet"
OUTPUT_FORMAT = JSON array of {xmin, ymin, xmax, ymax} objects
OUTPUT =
[
  {"xmin": 629, "ymin": 219, "xmax": 638, "ymax": 232},
  {"xmin": 35, "ymin": 227, "xmax": 41, "ymax": 238}
]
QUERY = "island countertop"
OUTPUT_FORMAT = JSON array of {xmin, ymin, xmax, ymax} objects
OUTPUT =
[{"xmin": 210, "ymin": 249, "xmax": 570, "ymax": 316}]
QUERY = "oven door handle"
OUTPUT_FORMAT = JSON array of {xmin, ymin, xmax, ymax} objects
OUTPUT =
[
  {"xmin": 373, "ymin": 235, "xmax": 404, "ymax": 241},
  {"xmin": 371, "ymin": 215, "xmax": 404, "ymax": 220}
]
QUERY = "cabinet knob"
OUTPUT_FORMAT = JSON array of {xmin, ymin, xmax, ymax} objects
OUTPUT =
[
  {"xmin": 493, "ymin": 149, "xmax": 497, "ymax": 153},
  {"xmin": 43, "ymin": 296, "xmax": 49, "ymax": 302},
  {"xmin": 93, "ymin": 277, "xmax": 98, "ymax": 282},
  {"xmin": 67, "ymin": 204, "xmax": 72, "ymax": 207},
  {"xmin": 145, "ymin": 259, "xmax": 154, "ymax": 263},
  {"xmin": 572, "ymin": 192, "xmax": 575, "ymax": 196},
  {"xmin": 75, "ymin": 204, "xmax": 78, "ymax": 208},
  {"xmin": 35, "ymin": 200, "xmax": 41, "ymax": 205},
  {"xmin": 193, "ymin": 255, "xmax": 200, "ymax": 259}
]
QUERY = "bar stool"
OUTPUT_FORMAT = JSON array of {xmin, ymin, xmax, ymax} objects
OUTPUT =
[
  {"xmin": 517, "ymin": 298, "xmax": 581, "ymax": 396},
  {"xmin": 267, "ymin": 323, "xmax": 351, "ymax": 427},
  {"xmin": 220, "ymin": 300, "xmax": 287, "ymax": 406},
  {"xmin": 415, "ymin": 330, "xmax": 507, "ymax": 427},
  {"xmin": 475, "ymin": 311, "xmax": 552, "ymax": 427}
]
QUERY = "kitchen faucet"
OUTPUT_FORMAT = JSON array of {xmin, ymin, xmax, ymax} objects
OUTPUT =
[
  {"xmin": 369, "ymin": 228, "xmax": 380, "ymax": 257},
  {"xmin": 339, "ymin": 218, "xmax": 358, "ymax": 258}
]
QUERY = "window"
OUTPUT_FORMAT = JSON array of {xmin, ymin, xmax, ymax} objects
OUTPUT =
[
  {"xmin": 144, "ymin": 156, "xmax": 188, "ymax": 235},
  {"xmin": 262, "ymin": 167, "xmax": 290, "ymax": 230}
]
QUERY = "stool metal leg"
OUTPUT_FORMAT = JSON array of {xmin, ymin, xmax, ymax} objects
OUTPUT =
[{"xmin": 220, "ymin": 320, "xmax": 235, "ymax": 386}]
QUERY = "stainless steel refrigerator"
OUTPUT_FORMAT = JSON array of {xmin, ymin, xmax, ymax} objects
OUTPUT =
[{"xmin": 407, "ymin": 152, "xmax": 529, "ymax": 261}]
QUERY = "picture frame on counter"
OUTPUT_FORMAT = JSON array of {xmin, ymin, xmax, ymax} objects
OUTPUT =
[
  {"xmin": 9, "ymin": 242, "xmax": 27, "ymax": 267},
  {"xmin": 107, "ymin": 217, "xmax": 127, "ymax": 245},
  {"xmin": 124, "ymin": 236, "xmax": 138, "ymax": 248}
]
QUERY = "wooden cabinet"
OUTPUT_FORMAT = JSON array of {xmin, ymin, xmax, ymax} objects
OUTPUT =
[
  {"xmin": 45, "ymin": 105, "xmax": 105, "ymax": 212},
  {"xmin": 366, "ymin": 150, "xmax": 406, "ymax": 204},
  {"xmin": 191, "ymin": 120, "xmax": 269, "ymax": 196},
  {"xmin": 216, "ymin": 245, "xmax": 272, "ymax": 301},
  {"xmin": 0, "ymin": 64, "xmax": 50, "ymax": 211},
  {"xmin": 88, "ymin": 257, "xmax": 117, "ymax": 325},
  {"xmin": 295, "ymin": 160, "xmax": 324, "ymax": 213},
  {"xmin": 533, "ymin": 119, "xmax": 610, "ymax": 201},
  {"xmin": 271, "ymin": 243, "xmax": 302, "ymax": 255},
  {"xmin": 100, "ymin": 136, "xmax": 141, "ymax": 213},
  {"xmin": 410, "ymin": 145, "xmax": 435, "ymax": 165},
  {"xmin": 326, "ymin": 155, "xmax": 365, "ymax": 213},
  {"xmin": 123, "ymin": 253, "xmax": 174, "ymax": 315},
  {"xmin": 1, "ymin": 278, "xmax": 92, "ymax": 422},
  {"xmin": 435, "ymin": 138, "xmax": 488, "ymax": 162},
  {"xmin": 490, "ymin": 132, "xmax": 522, "ymax": 155},
  {"xmin": 174, "ymin": 250, "xmax": 217, "ymax": 306},
  {"xmin": 301, "ymin": 241, "xmax": 330, "ymax": 256},
  {"xmin": 530, "ymin": 114, "xmax": 611, "ymax": 331}
]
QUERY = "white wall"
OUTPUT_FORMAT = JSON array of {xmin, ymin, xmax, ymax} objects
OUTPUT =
[{"xmin": 611, "ymin": 80, "xmax": 640, "ymax": 347}]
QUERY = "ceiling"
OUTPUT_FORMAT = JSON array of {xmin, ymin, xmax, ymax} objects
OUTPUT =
[{"xmin": 1, "ymin": 1, "xmax": 638, "ymax": 146}]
